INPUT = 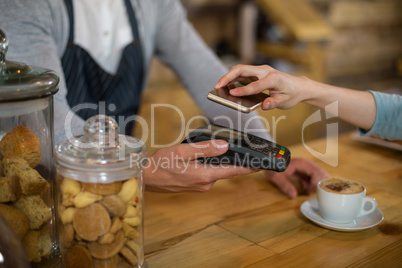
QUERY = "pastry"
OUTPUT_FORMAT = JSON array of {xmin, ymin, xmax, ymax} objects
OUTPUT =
[
  {"xmin": 0, "ymin": 125, "xmax": 41, "ymax": 168},
  {"xmin": 0, "ymin": 203, "xmax": 29, "ymax": 239},
  {"xmin": 0, "ymin": 175, "xmax": 22, "ymax": 202},
  {"xmin": 3, "ymin": 157, "xmax": 49, "ymax": 196},
  {"xmin": 22, "ymin": 227, "xmax": 52, "ymax": 263},
  {"xmin": 0, "ymin": 150, "xmax": 3, "ymax": 176},
  {"xmin": 12, "ymin": 195, "xmax": 52, "ymax": 230}
]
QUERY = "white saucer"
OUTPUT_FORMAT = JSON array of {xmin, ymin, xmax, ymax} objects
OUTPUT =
[{"xmin": 300, "ymin": 198, "xmax": 384, "ymax": 232}]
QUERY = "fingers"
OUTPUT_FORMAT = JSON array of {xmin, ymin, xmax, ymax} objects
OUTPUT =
[
  {"xmin": 264, "ymin": 158, "xmax": 329, "ymax": 198},
  {"xmin": 229, "ymin": 79, "xmax": 270, "ymax": 96},
  {"xmin": 284, "ymin": 158, "xmax": 329, "ymax": 195},
  {"xmin": 203, "ymin": 165, "xmax": 256, "ymax": 181},
  {"xmin": 266, "ymin": 170, "xmax": 298, "ymax": 199},
  {"xmin": 214, "ymin": 64, "xmax": 272, "ymax": 89},
  {"xmin": 174, "ymin": 140, "xmax": 229, "ymax": 160}
]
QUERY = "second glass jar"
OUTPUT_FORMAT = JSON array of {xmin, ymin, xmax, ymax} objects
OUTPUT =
[{"xmin": 53, "ymin": 115, "xmax": 147, "ymax": 268}]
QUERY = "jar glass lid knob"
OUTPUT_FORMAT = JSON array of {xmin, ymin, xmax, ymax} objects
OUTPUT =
[
  {"xmin": 0, "ymin": 29, "xmax": 59, "ymax": 102},
  {"xmin": 0, "ymin": 29, "xmax": 8, "ymax": 67},
  {"xmin": 79, "ymin": 115, "xmax": 120, "ymax": 149}
]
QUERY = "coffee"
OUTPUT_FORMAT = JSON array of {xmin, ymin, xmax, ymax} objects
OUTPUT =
[
  {"xmin": 316, "ymin": 178, "xmax": 377, "ymax": 223},
  {"xmin": 320, "ymin": 178, "xmax": 364, "ymax": 194}
]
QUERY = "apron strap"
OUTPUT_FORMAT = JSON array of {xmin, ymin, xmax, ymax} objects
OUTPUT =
[
  {"xmin": 124, "ymin": 0, "xmax": 141, "ymax": 42},
  {"xmin": 63, "ymin": 0, "xmax": 75, "ymax": 44},
  {"xmin": 64, "ymin": 0, "xmax": 140, "ymax": 44}
]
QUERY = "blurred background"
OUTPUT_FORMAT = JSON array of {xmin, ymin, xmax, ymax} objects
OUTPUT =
[{"xmin": 135, "ymin": 0, "xmax": 402, "ymax": 153}]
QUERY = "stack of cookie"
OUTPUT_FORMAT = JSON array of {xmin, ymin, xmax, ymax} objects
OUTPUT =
[
  {"xmin": 0, "ymin": 125, "xmax": 53, "ymax": 263},
  {"xmin": 59, "ymin": 176, "xmax": 142, "ymax": 267}
]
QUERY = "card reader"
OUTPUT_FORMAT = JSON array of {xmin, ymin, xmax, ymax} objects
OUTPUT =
[{"xmin": 182, "ymin": 125, "xmax": 291, "ymax": 172}]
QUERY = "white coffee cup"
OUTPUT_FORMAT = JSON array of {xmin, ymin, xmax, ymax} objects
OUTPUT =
[{"xmin": 317, "ymin": 178, "xmax": 377, "ymax": 224}]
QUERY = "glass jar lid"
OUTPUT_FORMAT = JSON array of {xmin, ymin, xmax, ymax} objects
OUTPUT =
[
  {"xmin": 0, "ymin": 29, "xmax": 59, "ymax": 102},
  {"xmin": 54, "ymin": 115, "xmax": 147, "ymax": 183}
]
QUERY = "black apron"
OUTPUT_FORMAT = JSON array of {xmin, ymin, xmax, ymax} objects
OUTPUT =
[{"xmin": 62, "ymin": 0, "xmax": 144, "ymax": 135}]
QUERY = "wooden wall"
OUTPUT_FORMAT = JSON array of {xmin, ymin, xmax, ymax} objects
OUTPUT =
[{"xmin": 311, "ymin": 0, "xmax": 402, "ymax": 80}]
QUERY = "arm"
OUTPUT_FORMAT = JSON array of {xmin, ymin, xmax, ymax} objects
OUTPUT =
[
  {"xmin": 146, "ymin": 2, "xmax": 329, "ymax": 197},
  {"xmin": 215, "ymin": 64, "xmax": 377, "ymax": 131},
  {"xmin": 153, "ymin": 0, "xmax": 269, "ymax": 139},
  {"xmin": 0, "ymin": 0, "xmax": 85, "ymax": 143}
]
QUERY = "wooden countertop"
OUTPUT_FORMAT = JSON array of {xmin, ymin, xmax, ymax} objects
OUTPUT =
[{"xmin": 143, "ymin": 132, "xmax": 402, "ymax": 267}]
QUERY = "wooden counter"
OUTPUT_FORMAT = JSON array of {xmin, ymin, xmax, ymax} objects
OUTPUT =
[{"xmin": 143, "ymin": 133, "xmax": 402, "ymax": 267}]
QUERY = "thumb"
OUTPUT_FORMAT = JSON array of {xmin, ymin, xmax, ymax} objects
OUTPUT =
[
  {"xmin": 262, "ymin": 96, "xmax": 281, "ymax": 110},
  {"xmin": 175, "ymin": 140, "xmax": 229, "ymax": 160}
]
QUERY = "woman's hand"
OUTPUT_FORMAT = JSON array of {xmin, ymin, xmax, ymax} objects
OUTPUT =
[{"xmin": 214, "ymin": 64, "xmax": 310, "ymax": 111}]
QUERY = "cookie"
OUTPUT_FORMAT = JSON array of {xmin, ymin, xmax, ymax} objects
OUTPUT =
[
  {"xmin": 73, "ymin": 190, "xmax": 103, "ymax": 208},
  {"xmin": 98, "ymin": 233, "xmax": 115, "ymax": 244},
  {"xmin": 60, "ymin": 177, "xmax": 82, "ymax": 196},
  {"xmin": 119, "ymin": 246, "xmax": 138, "ymax": 266},
  {"xmin": 60, "ymin": 207, "xmax": 76, "ymax": 224},
  {"xmin": 99, "ymin": 195, "xmax": 126, "ymax": 217},
  {"xmin": 124, "ymin": 205, "xmax": 137, "ymax": 218},
  {"xmin": 117, "ymin": 179, "xmax": 137, "ymax": 203},
  {"xmin": 93, "ymin": 255, "xmax": 119, "ymax": 268},
  {"xmin": 88, "ymin": 230, "xmax": 125, "ymax": 259},
  {"xmin": 62, "ymin": 223, "xmax": 75, "ymax": 243},
  {"xmin": 81, "ymin": 181, "xmax": 122, "ymax": 195},
  {"xmin": 121, "ymin": 222, "xmax": 139, "ymax": 240},
  {"xmin": 109, "ymin": 217, "xmax": 123, "ymax": 234},
  {"xmin": 73, "ymin": 203, "xmax": 111, "ymax": 241},
  {"xmin": 64, "ymin": 245, "xmax": 93, "ymax": 268},
  {"xmin": 0, "ymin": 125, "xmax": 41, "ymax": 168},
  {"xmin": 125, "ymin": 240, "xmax": 140, "ymax": 257}
]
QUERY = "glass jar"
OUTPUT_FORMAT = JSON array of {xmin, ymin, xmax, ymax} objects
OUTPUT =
[
  {"xmin": 0, "ymin": 214, "xmax": 30, "ymax": 268},
  {"xmin": 54, "ymin": 115, "xmax": 147, "ymax": 268},
  {"xmin": 0, "ymin": 30, "xmax": 60, "ymax": 267}
]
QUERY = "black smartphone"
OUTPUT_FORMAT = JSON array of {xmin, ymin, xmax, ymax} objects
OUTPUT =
[{"xmin": 182, "ymin": 124, "xmax": 291, "ymax": 172}]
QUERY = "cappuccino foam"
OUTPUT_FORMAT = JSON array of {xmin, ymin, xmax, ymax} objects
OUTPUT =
[{"xmin": 320, "ymin": 178, "xmax": 364, "ymax": 194}]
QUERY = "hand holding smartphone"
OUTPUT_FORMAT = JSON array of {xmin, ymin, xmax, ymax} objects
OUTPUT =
[{"xmin": 207, "ymin": 78, "xmax": 269, "ymax": 113}]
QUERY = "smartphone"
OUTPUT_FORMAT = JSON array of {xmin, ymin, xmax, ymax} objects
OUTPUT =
[{"xmin": 207, "ymin": 85, "xmax": 269, "ymax": 113}]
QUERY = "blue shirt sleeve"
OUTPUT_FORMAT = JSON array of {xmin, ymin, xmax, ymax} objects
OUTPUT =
[{"xmin": 358, "ymin": 91, "xmax": 402, "ymax": 140}]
